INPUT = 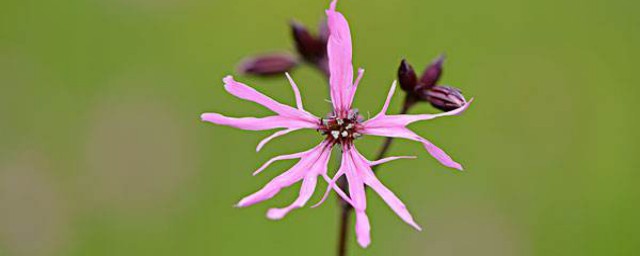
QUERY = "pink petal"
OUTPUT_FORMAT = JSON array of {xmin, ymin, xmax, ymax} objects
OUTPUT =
[
  {"xmin": 256, "ymin": 128, "xmax": 297, "ymax": 152},
  {"xmin": 341, "ymin": 147, "xmax": 366, "ymax": 210},
  {"xmin": 285, "ymin": 72, "xmax": 304, "ymax": 110},
  {"xmin": 362, "ymin": 127, "xmax": 463, "ymax": 170},
  {"xmin": 368, "ymin": 155, "xmax": 416, "ymax": 167},
  {"xmin": 363, "ymin": 174, "xmax": 422, "ymax": 231},
  {"xmin": 201, "ymin": 113, "xmax": 315, "ymax": 130},
  {"xmin": 360, "ymin": 96, "xmax": 472, "ymax": 171},
  {"xmin": 350, "ymin": 150, "xmax": 422, "ymax": 231},
  {"xmin": 355, "ymin": 210, "xmax": 371, "ymax": 248},
  {"xmin": 326, "ymin": 0, "xmax": 354, "ymax": 113},
  {"xmin": 236, "ymin": 170, "xmax": 303, "ymax": 208},
  {"xmin": 222, "ymin": 76, "xmax": 318, "ymax": 122},
  {"xmin": 337, "ymin": 146, "xmax": 420, "ymax": 247},
  {"xmin": 311, "ymin": 172, "xmax": 353, "ymax": 208},
  {"xmin": 344, "ymin": 68, "xmax": 364, "ymax": 108},
  {"xmin": 340, "ymin": 146, "xmax": 370, "ymax": 248},
  {"xmin": 265, "ymin": 142, "xmax": 331, "ymax": 219},
  {"xmin": 236, "ymin": 141, "xmax": 331, "ymax": 208},
  {"xmin": 420, "ymin": 137, "xmax": 463, "ymax": 170},
  {"xmin": 252, "ymin": 150, "xmax": 308, "ymax": 176},
  {"xmin": 201, "ymin": 113, "xmax": 317, "ymax": 151},
  {"xmin": 372, "ymin": 80, "xmax": 397, "ymax": 119},
  {"xmin": 367, "ymin": 98, "xmax": 474, "ymax": 128},
  {"xmin": 266, "ymin": 174, "xmax": 318, "ymax": 220}
]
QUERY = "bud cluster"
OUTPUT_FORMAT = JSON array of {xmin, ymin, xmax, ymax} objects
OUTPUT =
[
  {"xmin": 237, "ymin": 53, "xmax": 299, "ymax": 76},
  {"xmin": 398, "ymin": 56, "xmax": 467, "ymax": 112},
  {"xmin": 291, "ymin": 20, "xmax": 329, "ymax": 72},
  {"xmin": 237, "ymin": 20, "xmax": 329, "ymax": 77}
]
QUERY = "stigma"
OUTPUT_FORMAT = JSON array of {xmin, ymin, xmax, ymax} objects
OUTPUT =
[{"xmin": 319, "ymin": 109, "xmax": 363, "ymax": 144}]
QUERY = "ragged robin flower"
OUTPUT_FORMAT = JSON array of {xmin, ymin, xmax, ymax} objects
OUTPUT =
[{"xmin": 201, "ymin": 0, "xmax": 472, "ymax": 248}]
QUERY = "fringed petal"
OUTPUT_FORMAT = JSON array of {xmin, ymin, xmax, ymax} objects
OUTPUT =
[{"xmin": 326, "ymin": 0, "xmax": 355, "ymax": 113}]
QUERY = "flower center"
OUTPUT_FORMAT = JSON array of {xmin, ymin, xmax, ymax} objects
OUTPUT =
[{"xmin": 319, "ymin": 109, "xmax": 363, "ymax": 144}]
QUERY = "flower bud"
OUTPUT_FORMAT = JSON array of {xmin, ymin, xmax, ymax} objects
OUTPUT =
[
  {"xmin": 237, "ymin": 53, "xmax": 299, "ymax": 76},
  {"xmin": 397, "ymin": 59, "xmax": 418, "ymax": 93},
  {"xmin": 420, "ymin": 85, "xmax": 467, "ymax": 111},
  {"xmin": 291, "ymin": 20, "xmax": 326, "ymax": 63},
  {"xmin": 420, "ymin": 54, "xmax": 444, "ymax": 89}
]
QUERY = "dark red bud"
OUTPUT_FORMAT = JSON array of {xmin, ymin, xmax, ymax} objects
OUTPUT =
[
  {"xmin": 421, "ymin": 85, "xmax": 467, "ymax": 111},
  {"xmin": 237, "ymin": 53, "xmax": 299, "ymax": 76},
  {"xmin": 291, "ymin": 20, "xmax": 326, "ymax": 63},
  {"xmin": 420, "ymin": 54, "xmax": 444, "ymax": 89},
  {"xmin": 398, "ymin": 59, "xmax": 418, "ymax": 93}
]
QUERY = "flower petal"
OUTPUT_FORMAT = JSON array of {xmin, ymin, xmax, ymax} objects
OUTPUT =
[
  {"xmin": 366, "ymin": 98, "xmax": 474, "ymax": 128},
  {"xmin": 368, "ymin": 155, "xmax": 416, "ymax": 167},
  {"xmin": 203, "ymin": 76, "xmax": 325, "ymax": 149},
  {"xmin": 334, "ymin": 146, "xmax": 420, "ymax": 247},
  {"xmin": 350, "ymin": 150, "xmax": 422, "ymax": 231},
  {"xmin": 363, "ymin": 173, "xmax": 422, "ymax": 231},
  {"xmin": 285, "ymin": 72, "xmax": 304, "ymax": 110},
  {"xmin": 222, "ymin": 76, "xmax": 318, "ymax": 123},
  {"xmin": 355, "ymin": 210, "xmax": 371, "ymax": 248},
  {"xmin": 360, "ymin": 90, "xmax": 471, "ymax": 170},
  {"xmin": 236, "ymin": 141, "xmax": 331, "ymax": 208},
  {"xmin": 201, "ymin": 113, "xmax": 316, "ymax": 131},
  {"xmin": 252, "ymin": 150, "xmax": 309, "ymax": 176},
  {"xmin": 311, "ymin": 172, "xmax": 352, "ymax": 208},
  {"xmin": 340, "ymin": 145, "xmax": 370, "ymax": 248},
  {"xmin": 265, "ymin": 141, "xmax": 332, "ymax": 219},
  {"xmin": 266, "ymin": 174, "xmax": 318, "ymax": 220},
  {"xmin": 344, "ymin": 68, "xmax": 364, "ymax": 109},
  {"xmin": 361, "ymin": 127, "xmax": 463, "ymax": 170},
  {"xmin": 256, "ymin": 128, "xmax": 297, "ymax": 152},
  {"xmin": 326, "ymin": 0, "xmax": 354, "ymax": 113}
]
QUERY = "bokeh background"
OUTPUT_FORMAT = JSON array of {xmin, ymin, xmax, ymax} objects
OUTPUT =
[{"xmin": 1, "ymin": 0, "xmax": 638, "ymax": 255}]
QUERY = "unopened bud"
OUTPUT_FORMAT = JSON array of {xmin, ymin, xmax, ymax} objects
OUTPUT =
[
  {"xmin": 421, "ymin": 85, "xmax": 467, "ymax": 111},
  {"xmin": 291, "ymin": 20, "xmax": 326, "ymax": 63},
  {"xmin": 398, "ymin": 59, "xmax": 418, "ymax": 93},
  {"xmin": 237, "ymin": 53, "xmax": 299, "ymax": 76},
  {"xmin": 420, "ymin": 54, "xmax": 444, "ymax": 89}
]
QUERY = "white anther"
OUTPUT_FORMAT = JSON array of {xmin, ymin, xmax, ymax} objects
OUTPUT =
[
  {"xmin": 341, "ymin": 131, "xmax": 349, "ymax": 137},
  {"xmin": 345, "ymin": 123, "xmax": 354, "ymax": 130},
  {"xmin": 331, "ymin": 130, "xmax": 340, "ymax": 139},
  {"xmin": 353, "ymin": 132, "xmax": 362, "ymax": 138},
  {"xmin": 336, "ymin": 118, "xmax": 344, "ymax": 125}
]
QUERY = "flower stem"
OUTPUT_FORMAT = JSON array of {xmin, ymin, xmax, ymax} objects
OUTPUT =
[
  {"xmin": 336, "ymin": 94, "xmax": 415, "ymax": 256},
  {"xmin": 336, "ymin": 198, "xmax": 352, "ymax": 256}
]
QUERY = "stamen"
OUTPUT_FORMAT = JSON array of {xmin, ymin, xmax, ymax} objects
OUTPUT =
[{"xmin": 318, "ymin": 110, "xmax": 364, "ymax": 144}]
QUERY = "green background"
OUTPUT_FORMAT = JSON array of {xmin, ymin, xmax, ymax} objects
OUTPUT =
[{"xmin": 1, "ymin": 0, "xmax": 638, "ymax": 255}]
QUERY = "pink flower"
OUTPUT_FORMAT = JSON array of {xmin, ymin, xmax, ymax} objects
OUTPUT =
[{"xmin": 201, "ymin": 0, "xmax": 472, "ymax": 248}]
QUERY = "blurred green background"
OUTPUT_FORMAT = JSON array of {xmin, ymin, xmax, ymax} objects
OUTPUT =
[{"xmin": 1, "ymin": 0, "xmax": 638, "ymax": 255}]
